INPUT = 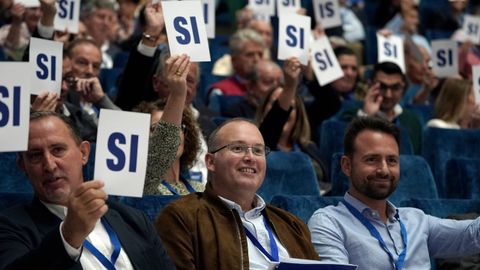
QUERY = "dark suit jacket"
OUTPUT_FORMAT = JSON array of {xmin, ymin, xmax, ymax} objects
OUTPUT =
[{"xmin": 0, "ymin": 198, "xmax": 176, "ymax": 270}]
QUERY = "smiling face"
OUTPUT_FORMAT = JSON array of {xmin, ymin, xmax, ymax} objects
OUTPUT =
[
  {"xmin": 206, "ymin": 120, "xmax": 266, "ymax": 202},
  {"xmin": 18, "ymin": 115, "xmax": 89, "ymax": 205},
  {"xmin": 342, "ymin": 129, "xmax": 400, "ymax": 201}
]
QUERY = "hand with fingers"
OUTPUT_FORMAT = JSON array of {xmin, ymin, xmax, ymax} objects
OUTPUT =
[
  {"xmin": 62, "ymin": 180, "xmax": 109, "ymax": 248},
  {"xmin": 283, "ymin": 57, "xmax": 302, "ymax": 91},
  {"xmin": 31, "ymin": 91, "xmax": 59, "ymax": 112},
  {"xmin": 39, "ymin": 0, "xmax": 57, "ymax": 27},
  {"xmin": 142, "ymin": 2, "xmax": 164, "ymax": 46},
  {"xmin": 75, "ymin": 77, "xmax": 106, "ymax": 103},
  {"xmin": 363, "ymin": 82, "xmax": 383, "ymax": 116},
  {"xmin": 165, "ymin": 54, "xmax": 191, "ymax": 99},
  {"xmin": 10, "ymin": 3, "xmax": 25, "ymax": 25}
]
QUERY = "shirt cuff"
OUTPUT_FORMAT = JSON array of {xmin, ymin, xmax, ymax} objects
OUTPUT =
[
  {"xmin": 60, "ymin": 221, "xmax": 82, "ymax": 261},
  {"xmin": 357, "ymin": 109, "xmax": 369, "ymax": 117},
  {"xmin": 137, "ymin": 41, "xmax": 156, "ymax": 57},
  {"xmin": 37, "ymin": 22, "xmax": 54, "ymax": 39}
]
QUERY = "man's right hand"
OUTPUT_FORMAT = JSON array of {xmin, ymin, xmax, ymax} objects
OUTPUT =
[
  {"xmin": 62, "ymin": 180, "xmax": 108, "ymax": 249},
  {"xmin": 31, "ymin": 91, "xmax": 58, "ymax": 112},
  {"xmin": 363, "ymin": 82, "xmax": 382, "ymax": 116}
]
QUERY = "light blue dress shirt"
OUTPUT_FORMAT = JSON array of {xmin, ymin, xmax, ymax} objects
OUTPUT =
[{"xmin": 308, "ymin": 193, "xmax": 480, "ymax": 270}]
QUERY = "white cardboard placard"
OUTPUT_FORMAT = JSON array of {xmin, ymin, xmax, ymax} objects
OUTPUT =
[
  {"xmin": 29, "ymin": 37, "xmax": 63, "ymax": 95},
  {"xmin": 377, "ymin": 33, "xmax": 405, "ymax": 73},
  {"xmin": 249, "ymin": 0, "xmax": 275, "ymax": 18},
  {"xmin": 201, "ymin": 0, "xmax": 215, "ymax": 39},
  {"xmin": 277, "ymin": 13, "xmax": 311, "ymax": 65},
  {"xmin": 431, "ymin": 40, "xmax": 458, "ymax": 78},
  {"xmin": 162, "ymin": 0, "xmax": 211, "ymax": 62},
  {"xmin": 472, "ymin": 65, "xmax": 480, "ymax": 104},
  {"xmin": 277, "ymin": 0, "xmax": 301, "ymax": 16},
  {"xmin": 0, "ymin": 62, "xmax": 31, "ymax": 152},
  {"xmin": 462, "ymin": 15, "xmax": 480, "ymax": 44},
  {"xmin": 310, "ymin": 36, "xmax": 344, "ymax": 86},
  {"xmin": 14, "ymin": 0, "xmax": 39, "ymax": 7},
  {"xmin": 94, "ymin": 109, "xmax": 151, "ymax": 197},
  {"xmin": 313, "ymin": 0, "xmax": 341, "ymax": 29},
  {"xmin": 54, "ymin": 0, "xmax": 81, "ymax": 34}
]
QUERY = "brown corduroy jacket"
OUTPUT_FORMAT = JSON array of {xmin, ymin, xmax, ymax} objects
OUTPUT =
[{"xmin": 155, "ymin": 185, "xmax": 319, "ymax": 270}]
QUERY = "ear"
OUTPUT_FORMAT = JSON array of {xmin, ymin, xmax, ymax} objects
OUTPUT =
[
  {"xmin": 79, "ymin": 141, "xmax": 90, "ymax": 166},
  {"xmin": 205, "ymin": 152, "xmax": 215, "ymax": 172},
  {"xmin": 340, "ymin": 155, "xmax": 352, "ymax": 177}
]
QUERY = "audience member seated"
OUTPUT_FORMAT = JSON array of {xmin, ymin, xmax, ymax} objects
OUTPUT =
[
  {"xmin": 338, "ymin": 61, "xmax": 423, "ymax": 154},
  {"xmin": 0, "ymin": 111, "xmax": 176, "ymax": 269},
  {"xmin": 257, "ymin": 57, "xmax": 328, "ymax": 194},
  {"xmin": 427, "ymin": 77, "xmax": 480, "ymax": 129},
  {"xmin": 402, "ymin": 41, "xmax": 438, "ymax": 105},
  {"xmin": 134, "ymin": 60, "xmax": 205, "ymax": 195},
  {"xmin": 0, "ymin": 2, "xmax": 42, "ymax": 60},
  {"xmin": 27, "ymin": 1, "xmax": 119, "ymax": 142},
  {"xmin": 223, "ymin": 59, "xmax": 283, "ymax": 119},
  {"xmin": 208, "ymin": 28, "xmax": 265, "ymax": 103},
  {"xmin": 423, "ymin": 0, "xmax": 467, "ymax": 33},
  {"xmin": 80, "ymin": 0, "xmax": 121, "ymax": 69},
  {"xmin": 308, "ymin": 116, "xmax": 480, "ymax": 269},
  {"xmin": 305, "ymin": 46, "xmax": 360, "ymax": 142},
  {"xmin": 156, "ymin": 118, "xmax": 319, "ymax": 270},
  {"xmin": 115, "ymin": 3, "xmax": 218, "ymax": 182}
]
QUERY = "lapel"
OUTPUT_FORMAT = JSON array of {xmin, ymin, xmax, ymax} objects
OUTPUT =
[
  {"xmin": 102, "ymin": 206, "xmax": 143, "ymax": 270},
  {"xmin": 28, "ymin": 197, "xmax": 63, "ymax": 237}
]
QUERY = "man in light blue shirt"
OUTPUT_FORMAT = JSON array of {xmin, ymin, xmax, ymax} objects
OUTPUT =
[{"xmin": 308, "ymin": 117, "xmax": 480, "ymax": 269}]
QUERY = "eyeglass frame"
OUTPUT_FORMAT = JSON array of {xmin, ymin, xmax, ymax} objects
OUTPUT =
[
  {"xmin": 374, "ymin": 81, "xmax": 405, "ymax": 93},
  {"xmin": 209, "ymin": 143, "xmax": 271, "ymax": 156}
]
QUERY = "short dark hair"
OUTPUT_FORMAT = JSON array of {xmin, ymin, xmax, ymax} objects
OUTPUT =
[
  {"xmin": 207, "ymin": 118, "xmax": 257, "ymax": 152},
  {"xmin": 30, "ymin": 111, "xmax": 83, "ymax": 145},
  {"xmin": 343, "ymin": 117, "xmax": 400, "ymax": 157},
  {"xmin": 372, "ymin": 62, "xmax": 408, "ymax": 90}
]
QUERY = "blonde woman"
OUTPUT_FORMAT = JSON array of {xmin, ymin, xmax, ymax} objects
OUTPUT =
[{"xmin": 427, "ymin": 78, "xmax": 480, "ymax": 129}]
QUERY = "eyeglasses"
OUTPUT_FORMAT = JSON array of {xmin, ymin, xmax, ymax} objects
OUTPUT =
[
  {"xmin": 210, "ymin": 143, "xmax": 270, "ymax": 156},
  {"xmin": 376, "ymin": 81, "xmax": 404, "ymax": 93}
]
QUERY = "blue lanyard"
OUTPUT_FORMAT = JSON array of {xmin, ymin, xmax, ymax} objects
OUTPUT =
[
  {"xmin": 342, "ymin": 199, "xmax": 407, "ymax": 270},
  {"xmin": 83, "ymin": 219, "xmax": 121, "ymax": 270},
  {"xmin": 161, "ymin": 177, "xmax": 196, "ymax": 195},
  {"xmin": 243, "ymin": 216, "xmax": 279, "ymax": 262}
]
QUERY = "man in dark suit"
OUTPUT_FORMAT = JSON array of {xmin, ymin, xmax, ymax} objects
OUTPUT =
[{"xmin": 0, "ymin": 111, "xmax": 176, "ymax": 270}]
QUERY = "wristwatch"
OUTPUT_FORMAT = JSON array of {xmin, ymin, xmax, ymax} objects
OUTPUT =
[{"xmin": 142, "ymin": 32, "xmax": 158, "ymax": 42}]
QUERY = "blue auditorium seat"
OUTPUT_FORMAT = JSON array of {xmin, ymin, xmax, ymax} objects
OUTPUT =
[
  {"xmin": 318, "ymin": 119, "xmax": 414, "ymax": 175},
  {"xmin": 402, "ymin": 198, "xmax": 480, "ymax": 218},
  {"xmin": 120, "ymin": 195, "xmax": 181, "ymax": 221},
  {"xmin": 0, "ymin": 152, "xmax": 32, "ymax": 193},
  {"xmin": 207, "ymin": 95, "xmax": 245, "ymax": 115},
  {"xmin": 258, "ymin": 151, "xmax": 320, "ymax": 203},
  {"xmin": 421, "ymin": 127, "xmax": 480, "ymax": 198},
  {"xmin": 270, "ymin": 195, "xmax": 343, "ymax": 223},
  {"xmin": 444, "ymin": 158, "xmax": 480, "ymax": 199},
  {"xmin": 330, "ymin": 153, "xmax": 438, "ymax": 204}
]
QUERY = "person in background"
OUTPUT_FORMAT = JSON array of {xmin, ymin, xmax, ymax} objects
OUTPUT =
[
  {"xmin": 308, "ymin": 116, "xmax": 480, "ymax": 269},
  {"xmin": 135, "ymin": 99, "xmax": 204, "ymax": 195},
  {"xmin": 427, "ymin": 78, "xmax": 480, "ymax": 129}
]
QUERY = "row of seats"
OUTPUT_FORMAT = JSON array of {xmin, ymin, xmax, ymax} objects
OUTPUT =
[
  {"xmin": 2, "ymin": 191, "xmax": 479, "ymax": 226},
  {"xmin": 319, "ymin": 119, "xmax": 480, "ymax": 199}
]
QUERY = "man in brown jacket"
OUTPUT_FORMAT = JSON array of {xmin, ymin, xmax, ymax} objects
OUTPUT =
[{"xmin": 156, "ymin": 118, "xmax": 319, "ymax": 270}]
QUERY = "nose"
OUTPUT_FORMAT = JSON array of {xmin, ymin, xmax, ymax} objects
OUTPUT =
[
  {"xmin": 43, "ymin": 153, "xmax": 57, "ymax": 172},
  {"xmin": 376, "ymin": 160, "xmax": 389, "ymax": 177},
  {"xmin": 242, "ymin": 147, "xmax": 255, "ymax": 160}
]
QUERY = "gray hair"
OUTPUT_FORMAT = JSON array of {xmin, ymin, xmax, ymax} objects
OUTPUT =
[
  {"xmin": 81, "ymin": 0, "xmax": 116, "ymax": 18},
  {"xmin": 229, "ymin": 28, "xmax": 265, "ymax": 56}
]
